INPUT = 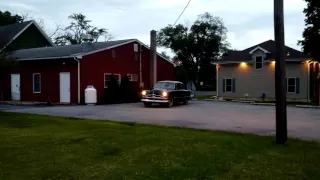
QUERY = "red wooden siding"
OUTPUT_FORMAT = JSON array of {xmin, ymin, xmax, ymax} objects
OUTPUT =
[
  {"xmin": 3, "ymin": 41, "xmax": 174, "ymax": 104},
  {"xmin": 80, "ymin": 41, "xmax": 174, "ymax": 104},
  {"xmin": 8, "ymin": 59, "xmax": 78, "ymax": 103}
]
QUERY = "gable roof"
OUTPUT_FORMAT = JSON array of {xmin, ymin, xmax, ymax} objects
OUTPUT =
[
  {"xmin": 0, "ymin": 20, "xmax": 54, "ymax": 51},
  {"xmin": 222, "ymin": 40, "xmax": 310, "ymax": 62},
  {"xmin": 12, "ymin": 39, "xmax": 175, "ymax": 65},
  {"xmin": 13, "ymin": 39, "xmax": 135, "ymax": 60}
]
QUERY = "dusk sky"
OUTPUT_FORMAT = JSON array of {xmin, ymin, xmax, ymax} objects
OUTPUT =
[{"xmin": 1, "ymin": 0, "xmax": 307, "ymax": 55}]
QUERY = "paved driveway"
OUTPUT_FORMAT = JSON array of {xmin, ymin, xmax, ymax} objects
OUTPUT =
[{"xmin": 3, "ymin": 101, "xmax": 320, "ymax": 140}]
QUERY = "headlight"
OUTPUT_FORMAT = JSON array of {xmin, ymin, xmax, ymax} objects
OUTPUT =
[
  {"xmin": 142, "ymin": 91, "xmax": 147, "ymax": 96},
  {"xmin": 162, "ymin": 92, "xmax": 167, "ymax": 97}
]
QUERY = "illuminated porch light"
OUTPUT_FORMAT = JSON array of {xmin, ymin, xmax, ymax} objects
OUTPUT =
[{"xmin": 240, "ymin": 62, "xmax": 247, "ymax": 66}]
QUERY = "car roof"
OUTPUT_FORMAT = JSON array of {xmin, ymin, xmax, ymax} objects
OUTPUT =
[{"xmin": 158, "ymin": 80, "xmax": 182, "ymax": 84}]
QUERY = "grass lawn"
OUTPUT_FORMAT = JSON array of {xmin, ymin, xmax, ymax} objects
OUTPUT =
[{"xmin": 1, "ymin": 112, "xmax": 320, "ymax": 180}]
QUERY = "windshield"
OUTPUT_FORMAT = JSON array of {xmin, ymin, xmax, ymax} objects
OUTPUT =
[{"xmin": 153, "ymin": 82, "xmax": 175, "ymax": 90}]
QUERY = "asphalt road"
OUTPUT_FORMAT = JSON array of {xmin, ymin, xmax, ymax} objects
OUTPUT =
[{"xmin": 2, "ymin": 101, "xmax": 320, "ymax": 140}]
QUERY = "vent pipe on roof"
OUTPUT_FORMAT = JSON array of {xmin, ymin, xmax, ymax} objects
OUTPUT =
[
  {"xmin": 81, "ymin": 34, "xmax": 94, "ymax": 52},
  {"xmin": 81, "ymin": 34, "xmax": 94, "ymax": 43}
]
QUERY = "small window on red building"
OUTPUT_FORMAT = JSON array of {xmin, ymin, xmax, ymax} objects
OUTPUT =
[
  {"xmin": 127, "ymin": 74, "xmax": 138, "ymax": 81},
  {"xmin": 33, "ymin": 73, "xmax": 41, "ymax": 93},
  {"xmin": 104, "ymin": 74, "xmax": 121, "ymax": 88}
]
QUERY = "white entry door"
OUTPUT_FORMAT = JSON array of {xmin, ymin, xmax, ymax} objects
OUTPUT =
[
  {"xmin": 11, "ymin": 74, "xmax": 20, "ymax": 101},
  {"xmin": 60, "ymin": 72, "xmax": 71, "ymax": 103}
]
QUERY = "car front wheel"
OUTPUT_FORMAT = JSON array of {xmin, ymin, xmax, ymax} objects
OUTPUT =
[
  {"xmin": 182, "ymin": 100, "xmax": 189, "ymax": 105},
  {"xmin": 167, "ymin": 99, "xmax": 174, "ymax": 108}
]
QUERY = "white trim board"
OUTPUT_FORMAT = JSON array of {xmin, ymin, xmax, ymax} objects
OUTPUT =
[
  {"xmin": 32, "ymin": 73, "xmax": 41, "ymax": 93},
  {"xmin": 31, "ymin": 20, "xmax": 55, "ymax": 46},
  {"xmin": 19, "ymin": 56, "xmax": 72, "ymax": 61},
  {"xmin": 17, "ymin": 39, "xmax": 175, "ymax": 66},
  {"xmin": 217, "ymin": 58, "xmax": 310, "ymax": 65},
  {"xmin": 249, "ymin": 46, "xmax": 270, "ymax": 54}
]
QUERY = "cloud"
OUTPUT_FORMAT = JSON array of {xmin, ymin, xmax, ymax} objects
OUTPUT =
[
  {"xmin": 0, "ymin": 2, "xmax": 39, "ymax": 12},
  {"xmin": 0, "ymin": 0, "xmax": 307, "ymax": 52}
]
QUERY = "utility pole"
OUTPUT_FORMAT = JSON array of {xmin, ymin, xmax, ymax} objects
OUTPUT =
[
  {"xmin": 150, "ymin": 30, "xmax": 157, "ymax": 87},
  {"xmin": 274, "ymin": 0, "xmax": 288, "ymax": 144}
]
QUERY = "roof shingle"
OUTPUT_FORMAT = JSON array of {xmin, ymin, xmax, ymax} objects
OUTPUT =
[
  {"xmin": 0, "ymin": 21, "xmax": 32, "ymax": 49},
  {"xmin": 12, "ymin": 39, "xmax": 136, "ymax": 60},
  {"xmin": 222, "ymin": 40, "xmax": 310, "ymax": 62}
]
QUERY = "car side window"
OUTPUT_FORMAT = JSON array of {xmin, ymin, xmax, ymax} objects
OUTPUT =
[
  {"xmin": 177, "ymin": 83, "xmax": 184, "ymax": 90},
  {"xmin": 174, "ymin": 84, "xmax": 179, "ymax": 90}
]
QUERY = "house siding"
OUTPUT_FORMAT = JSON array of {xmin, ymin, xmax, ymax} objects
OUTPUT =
[
  {"xmin": 3, "ymin": 41, "xmax": 174, "ymax": 104},
  {"xmin": 8, "ymin": 24, "xmax": 52, "ymax": 51},
  {"xmin": 218, "ymin": 51, "xmax": 309, "ymax": 101},
  {"xmin": 7, "ymin": 59, "xmax": 78, "ymax": 103},
  {"xmin": 80, "ymin": 41, "xmax": 174, "ymax": 104}
]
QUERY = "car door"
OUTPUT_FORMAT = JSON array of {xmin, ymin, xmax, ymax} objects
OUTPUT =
[
  {"xmin": 178, "ymin": 83, "xmax": 190, "ymax": 100},
  {"xmin": 176, "ymin": 83, "xmax": 186, "ymax": 100}
]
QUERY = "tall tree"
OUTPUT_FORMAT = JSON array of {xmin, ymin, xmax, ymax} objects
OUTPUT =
[
  {"xmin": 54, "ymin": 13, "xmax": 112, "ymax": 45},
  {"xmin": 0, "ymin": 11, "xmax": 23, "ymax": 26},
  {"xmin": 299, "ymin": 0, "xmax": 320, "ymax": 60},
  {"xmin": 157, "ymin": 12, "xmax": 229, "ymax": 87}
]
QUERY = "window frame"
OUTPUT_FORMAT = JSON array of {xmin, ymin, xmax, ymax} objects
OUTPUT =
[
  {"xmin": 287, "ymin": 77, "xmax": 296, "ymax": 93},
  {"xmin": 104, "ymin": 73, "xmax": 121, "ymax": 88},
  {"xmin": 33, "ymin": 73, "xmax": 41, "ymax": 93},
  {"xmin": 225, "ymin": 78, "xmax": 233, "ymax": 92},
  {"xmin": 255, "ymin": 56, "xmax": 263, "ymax": 70},
  {"xmin": 127, "ymin": 74, "xmax": 138, "ymax": 82}
]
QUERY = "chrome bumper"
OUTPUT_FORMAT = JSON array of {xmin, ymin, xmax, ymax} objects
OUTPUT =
[{"xmin": 141, "ymin": 99, "xmax": 169, "ymax": 103}]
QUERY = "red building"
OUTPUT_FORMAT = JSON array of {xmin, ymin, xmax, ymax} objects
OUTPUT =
[{"xmin": 4, "ymin": 39, "xmax": 174, "ymax": 104}]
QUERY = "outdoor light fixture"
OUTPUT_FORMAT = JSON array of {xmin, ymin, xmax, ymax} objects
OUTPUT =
[
  {"xmin": 240, "ymin": 62, "xmax": 247, "ymax": 67},
  {"xmin": 272, "ymin": 61, "xmax": 276, "ymax": 65}
]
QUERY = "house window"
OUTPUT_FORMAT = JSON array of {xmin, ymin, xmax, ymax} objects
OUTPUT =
[
  {"xmin": 127, "ymin": 74, "xmax": 138, "ymax": 82},
  {"xmin": 255, "ymin": 56, "xmax": 263, "ymax": 69},
  {"xmin": 104, "ymin": 74, "xmax": 121, "ymax": 88},
  {"xmin": 33, "ymin": 73, "xmax": 41, "ymax": 93},
  {"xmin": 223, "ymin": 78, "xmax": 236, "ymax": 93},
  {"xmin": 225, "ymin": 79, "xmax": 233, "ymax": 92},
  {"xmin": 287, "ymin": 77, "xmax": 296, "ymax": 93}
]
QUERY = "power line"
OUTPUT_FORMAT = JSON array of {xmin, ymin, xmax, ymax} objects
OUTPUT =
[{"xmin": 173, "ymin": 0, "xmax": 192, "ymax": 26}]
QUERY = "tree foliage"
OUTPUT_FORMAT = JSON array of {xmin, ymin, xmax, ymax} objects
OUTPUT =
[
  {"xmin": 0, "ymin": 11, "xmax": 23, "ymax": 26},
  {"xmin": 160, "ymin": 51, "xmax": 171, "ymax": 60},
  {"xmin": 54, "ymin": 13, "xmax": 112, "ymax": 45},
  {"xmin": 0, "ymin": 10, "xmax": 21, "ymax": 99},
  {"xmin": 299, "ymin": 0, "xmax": 320, "ymax": 60},
  {"xmin": 157, "ymin": 12, "xmax": 229, "ymax": 86}
]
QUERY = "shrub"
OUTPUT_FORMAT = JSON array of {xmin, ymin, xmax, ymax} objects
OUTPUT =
[
  {"xmin": 102, "ymin": 74, "xmax": 120, "ymax": 104},
  {"xmin": 119, "ymin": 75, "xmax": 131, "ymax": 103}
]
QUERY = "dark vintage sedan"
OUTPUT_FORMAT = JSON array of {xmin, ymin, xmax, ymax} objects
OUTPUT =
[{"xmin": 141, "ymin": 81, "xmax": 191, "ymax": 108}]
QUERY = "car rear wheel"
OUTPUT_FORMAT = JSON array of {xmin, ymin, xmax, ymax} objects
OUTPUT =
[
  {"xmin": 167, "ymin": 99, "xmax": 174, "ymax": 108},
  {"xmin": 144, "ymin": 102, "xmax": 152, "ymax": 107}
]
